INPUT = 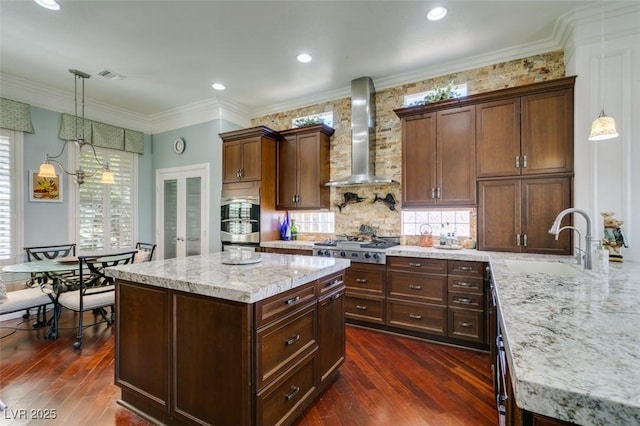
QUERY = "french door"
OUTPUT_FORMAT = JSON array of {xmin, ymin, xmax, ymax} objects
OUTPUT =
[{"xmin": 156, "ymin": 164, "xmax": 209, "ymax": 260}]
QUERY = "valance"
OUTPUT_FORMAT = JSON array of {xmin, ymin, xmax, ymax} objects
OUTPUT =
[
  {"xmin": 58, "ymin": 113, "xmax": 144, "ymax": 154},
  {"xmin": 0, "ymin": 98, "xmax": 35, "ymax": 133}
]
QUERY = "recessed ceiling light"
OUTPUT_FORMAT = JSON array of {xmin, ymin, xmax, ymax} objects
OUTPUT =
[
  {"xmin": 34, "ymin": 0, "xmax": 61, "ymax": 11},
  {"xmin": 427, "ymin": 6, "xmax": 447, "ymax": 21},
  {"xmin": 297, "ymin": 53, "xmax": 312, "ymax": 63},
  {"xmin": 212, "ymin": 83, "xmax": 226, "ymax": 91}
]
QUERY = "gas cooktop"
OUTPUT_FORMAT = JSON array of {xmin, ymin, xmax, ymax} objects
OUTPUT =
[{"xmin": 313, "ymin": 237, "xmax": 399, "ymax": 264}]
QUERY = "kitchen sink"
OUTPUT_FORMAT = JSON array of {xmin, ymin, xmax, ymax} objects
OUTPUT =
[{"xmin": 504, "ymin": 259, "xmax": 582, "ymax": 277}]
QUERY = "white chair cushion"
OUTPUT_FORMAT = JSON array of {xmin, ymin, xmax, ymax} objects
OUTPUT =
[
  {"xmin": 58, "ymin": 287, "xmax": 114, "ymax": 312},
  {"xmin": 134, "ymin": 250, "xmax": 151, "ymax": 263},
  {"xmin": 0, "ymin": 287, "xmax": 52, "ymax": 315},
  {"xmin": 0, "ymin": 277, "xmax": 7, "ymax": 302}
]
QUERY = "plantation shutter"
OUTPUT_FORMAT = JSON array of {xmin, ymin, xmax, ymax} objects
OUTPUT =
[{"xmin": 0, "ymin": 136, "xmax": 11, "ymax": 260}]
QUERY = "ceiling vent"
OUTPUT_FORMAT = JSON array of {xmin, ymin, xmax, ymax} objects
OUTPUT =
[{"xmin": 96, "ymin": 69, "xmax": 125, "ymax": 80}]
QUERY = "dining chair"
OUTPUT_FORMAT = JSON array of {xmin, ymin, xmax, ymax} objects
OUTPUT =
[
  {"xmin": 134, "ymin": 242, "xmax": 157, "ymax": 262},
  {"xmin": 57, "ymin": 250, "xmax": 137, "ymax": 349},
  {"xmin": 23, "ymin": 243, "xmax": 76, "ymax": 327}
]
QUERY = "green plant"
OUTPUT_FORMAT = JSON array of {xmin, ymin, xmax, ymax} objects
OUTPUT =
[
  {"xmin": 412, "ymin": 82, "xmax": 458, "ymax": 106},
  {"xmin": 293, "ymin": 116, "xmax": 325, "ymax": 127}
]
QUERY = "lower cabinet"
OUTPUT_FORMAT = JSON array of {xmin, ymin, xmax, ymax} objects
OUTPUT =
[
  {"xmin": 344, "ymin": 263, "xmax": 386, "ymax": 325},
  {"xmin": 116, "ymin": 271, "xmax": 345, "ymax": 426}
]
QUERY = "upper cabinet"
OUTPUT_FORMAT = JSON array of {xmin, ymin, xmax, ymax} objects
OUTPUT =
[
  {"xmin": 277, "ymin": 124, "xmax": 334, "ymax": 210},
  {"xmin": 220, "ymin": 125, "xmax": 279, "ymax": 186},
  {"xmin": 476, "ymin": 85, "xmax": 574, "ymax": 178},
  {"xmin": 398, "ymin": 105, "xmax": 476, "ymax": 208}
]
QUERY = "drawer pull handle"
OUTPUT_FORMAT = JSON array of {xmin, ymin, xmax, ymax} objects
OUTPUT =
[
  {"xmin": 458, "ymin": 321, "xmax": 473, "ymax": 328},
  {"xmin": 284, "ymin": 385, "xmax": 300, "ymax": 401},
  {"xmin": 356, "ymin": 305, "xmax": 368, "ymax": 311},
  {"xmin": 456, "ymin": 297, "xmax": 473, "ymax": 304},
  {"xmin": 409, "ymin": 314, "xmax": 422, "ymax": 320},
  {"xmin": 285, "ymin": 334, "xmax": 300, "ymax": 346},
  {"xmin": 331, "ymin": 292, "xmax": 342, "ymax": 301},
  {"xmin": 458, "ymin": 266, "xmax": 474, "ymax": 272},
  {"xmin": 456, "ymin": 282, "xmax": 474, "ymax": 288},
  {"xmin": 408, "ymin": 262, "xmax": 422, "ymax": 267},
  {"xmin": 355, "ymin": 278, "xmax": 368, "ymax": 283},
  {"xmin": 409, "ymin": 284, "xmax": 422, "ymax": 290},
  {"xmin": 285, "ymin": 296, "xmax": 300, "ymax": 305}
]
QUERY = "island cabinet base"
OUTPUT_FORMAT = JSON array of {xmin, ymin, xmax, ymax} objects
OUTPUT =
[{"xmin": 115, "ymin": 271, "xmax": 345, "ymax": 426}]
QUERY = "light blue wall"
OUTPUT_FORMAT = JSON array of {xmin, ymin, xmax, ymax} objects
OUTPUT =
[
  {"xmin": 21, "ymin": 106, "xmax": 154, "ymax": 250},
  {"xmin": 152, "ymin": 119, "xmax": 242, "ymax": 253}
]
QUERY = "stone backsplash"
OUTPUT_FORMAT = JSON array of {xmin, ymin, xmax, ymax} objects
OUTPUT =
[{"xmin": 252, "ymin": 51, "xmax": 566, "ymax": 238}]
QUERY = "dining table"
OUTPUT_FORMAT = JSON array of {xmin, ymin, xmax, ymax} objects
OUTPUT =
[{"xmin": 2, "ymin": 258, "xmax": 82, "ymax": 339}]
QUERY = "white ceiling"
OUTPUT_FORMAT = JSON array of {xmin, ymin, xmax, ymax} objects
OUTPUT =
[{"xmin": 0, "ymin": 0, "xmax": 611, "ymax": 120}]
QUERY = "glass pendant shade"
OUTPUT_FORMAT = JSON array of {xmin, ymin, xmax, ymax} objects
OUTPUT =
[
  {"xmin": 100, "ymin": 170, "xmax": 115, "ymax": 184},
  {"xmin": 588, "ymin": 109, "xmax": 619, "ymax": 141},
  {"xmin": 38, "ymin": 162, "xmax": 57, "ymax": 178}
]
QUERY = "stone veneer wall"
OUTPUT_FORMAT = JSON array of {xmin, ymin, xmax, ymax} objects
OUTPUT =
[{"xmin": 252, "ymin": 51, "xmax": 566, "ymax": 239}]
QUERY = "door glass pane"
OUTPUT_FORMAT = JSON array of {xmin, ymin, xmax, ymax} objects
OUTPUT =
[
  {"xmin": 164, "ymin": 179, "xmax": 178, "ymax": 259},
  {"xmin": 185, "ymin": 177, "xmax": 201, "ymax": 256}
]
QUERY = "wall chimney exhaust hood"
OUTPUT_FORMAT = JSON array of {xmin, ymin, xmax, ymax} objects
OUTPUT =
[{"xmin": 325, "ymin": 76, "xmax": 397, "ymax": 187}]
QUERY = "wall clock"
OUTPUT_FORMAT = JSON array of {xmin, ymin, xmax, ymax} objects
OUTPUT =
[{"xmin": 173, "ymin": 138, "xmax": 186, "ymax": 154}]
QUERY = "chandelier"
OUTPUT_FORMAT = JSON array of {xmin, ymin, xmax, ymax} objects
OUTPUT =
[{"xmin": 38, "ymin": 69, "xmax": 114, "ymax": 185}]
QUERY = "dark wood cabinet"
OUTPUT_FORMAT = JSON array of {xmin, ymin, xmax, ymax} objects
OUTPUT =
[
  {"xmin": 398, "ymin": 106, "xmax": 476, "ymax": 207},
  {"xmin": 478, "ymin": 177, "xmax": 571, "ymax": 254},
  {"xmin": 476, "ymin": 98, "xmax": 521, "ymax": 178},
  {"xmin": 277, "ymin": 124, "xmax": 333, "ymax": 210},
  {"xmin": 344, "ymin": 263, "xmax": 386, "ymax": 325},
  {"xmin": 447, "ymin": 260, "xmax": 485, "ymax": 343},
  {"xmin": 116, "ymin": 271, "xmax": 345, "ymax": 426},
  {"xmin": 220, "ymin": 126, "xmax": 279, "ymax": 186}
]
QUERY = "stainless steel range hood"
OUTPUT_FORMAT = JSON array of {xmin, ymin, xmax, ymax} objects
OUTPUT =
[{"xmin": 325, "ymin": 77, "xmax": 396, "ymax": 187}]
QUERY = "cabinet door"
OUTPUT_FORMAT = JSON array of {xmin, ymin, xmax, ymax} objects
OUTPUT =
[
  {"xmin": 277, "ymin": 135, "xmax": 299, "ymax": 209},
  {"xmin": 437, "ymin": 106, "xmax": 476, "ymax": 205},
  {"xmin": 521, "ymin": 89, "xmax": 573, "ymax": 176},
  {"xmin": 478, "ymin": 179, "xmax": 521, "ymax": 252},
  {"xmin": 241, "ymin": 137, "xmax": 262, "ymax": 181},
  {"xmin": 476, "ymin": 98, "xmax": 521, "ymax": 178},
  {"xmin": 521, "ymin": 177, "xmax": 571, "ymax": 254},
  {"xmin": 296, "ymin": 133, "xmax": 322, "ymax": 209},
  {"xmin": 222, "ymin": 141, "xmax": 242, "ymax": 183},
  {"xmin": 318, "ymin": 287, "xmax": 345, "ymax": 384},
  {"xmin": 402, "ymin": 114, "xmax": 437, "ymax": 207}
]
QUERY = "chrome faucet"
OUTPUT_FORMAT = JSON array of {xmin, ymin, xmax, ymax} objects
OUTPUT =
[
  {"xmin": 557, "ymin": 226, "xmax": 583, "ymax": 265},
  {"xmin": 549, "ymin": 208, "xmax": 592, "ymax": 269}
]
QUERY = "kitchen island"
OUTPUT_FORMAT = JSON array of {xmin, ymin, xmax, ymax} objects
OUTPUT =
[
  {"xmin": 262, "ymin": 241, "xmax": 640, "ymax": 425},
  {"xmin": 107, "ymin": 251, "xmax": 350, "ymax": 426}
]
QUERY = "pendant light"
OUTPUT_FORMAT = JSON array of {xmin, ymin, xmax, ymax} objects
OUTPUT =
[
  {"xmin": 588, "ymin": 2, "xmax": 619, "ymax": 141},
  {"xmin": 38, "ymin": 69, "xmax": 114, "ymax": 184}
]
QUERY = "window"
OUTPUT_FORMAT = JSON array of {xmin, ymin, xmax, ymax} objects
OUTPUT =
[
  {"xmin": 291, "ymin": 111, "xmax": 333, "ymax": 128},
  {"xmin": 403, "ymin": 83, "xmax": 468, "ymax": 106},
  {"xmin": 289, "ymin": 212, "xmax": 334, "ymax": 234},
  {"xmin": 72, "ymin": 146, "xmax": 137, "ymax": 253},
  {"xmin": 0, "ymin": 130, "xmax": 23, "ymax": 266},
  {"xmin": 402, "ymin": 208, "xmax": 475, "ymax": 238}
]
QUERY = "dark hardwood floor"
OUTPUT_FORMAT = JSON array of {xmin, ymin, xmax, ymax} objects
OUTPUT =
[{"xmin": 0, "ymin": 309, "xmax": 495, "ymax": 425}]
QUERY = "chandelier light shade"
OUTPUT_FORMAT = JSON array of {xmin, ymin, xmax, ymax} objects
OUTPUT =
[
  {"xmin": 38, "ymin": 69, "xmax": 114, "ymax": 185},
  {"xmin": 589, "ymin": 2, "xmax": 619, "ymax": 142},
  {"xmin": 588, "ymin": 109, "xmax": 619, "ymax": 141}
]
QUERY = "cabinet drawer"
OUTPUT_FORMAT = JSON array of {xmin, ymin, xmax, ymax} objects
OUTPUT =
[
  {"xmin": 256, "ymin": 353, "xmax": 316, "ymax": 426},
  {"xmin": 447, "ymin": 276, "xmax": 484, "ymax": 294},
  {"xmin": 345, "ymin": 265, "xmax": 385, "ymax": 295},
  {"xmin": 448, "ymin": 292, "xmax": 484, "ymax": 310},
  {"xmin": 345, "ymin": 294, "xmax": 384, "ymax": 324},
  {"xmin": 387, "ymin": 271, "xmax": 447, "ymax": 305},
  {"xmin": 317, "ymin": 271, "xmax": 345, "ymax": 296},
  {"xmin": 387, "ymin": 299, "xmax": 446, "ymax": 335},
  {"xmin": 448, "ymin": 308, "xmax": 484, "ymax": 343},
  {"xmin": 448, "ymin": 260, "xmax": 484, "ymax": 277},
  {"xmin": 256, "ymin": 304, "xmax": 317, "ymax": 390},
  {"xmin": 387, "ymin": 256, "xmax": 447, "ymax": 274},
  {"xmin": 255, "ymin": 281, "xmax": 316, "ymax": 328}
]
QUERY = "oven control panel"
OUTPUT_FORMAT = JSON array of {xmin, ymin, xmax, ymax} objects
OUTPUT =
[{"xmin": 314, "ymin": 248, "xmax": 386, "ymax": 264}]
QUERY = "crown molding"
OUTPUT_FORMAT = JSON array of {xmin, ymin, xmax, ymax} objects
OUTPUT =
[
  {"xmin": 148, "ymin": 96, "xmax": 251, "ymax": 135},
  {"xmin": 0, "ymin": 73, "xmax": 151, "ymax": 133}
]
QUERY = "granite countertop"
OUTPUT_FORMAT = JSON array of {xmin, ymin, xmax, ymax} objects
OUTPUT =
[
  {"xmin": 106, "ymin": 251, "xmax": 350, "ymax": 303},
  {"xmin": 261, "ymin": 241, "xmax": 640, "ymax": 425}
]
